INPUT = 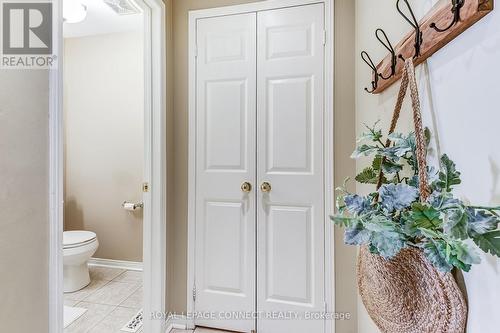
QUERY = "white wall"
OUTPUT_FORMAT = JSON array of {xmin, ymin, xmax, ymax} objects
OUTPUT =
[
  {"xmin": 356, "ymin": 0, "xmax": 500, "ymax": 332},
  {"xmin": 424, "ymin": 10, "xmax": 500, "ymax": 333},
  {"xmin": 64, "ymin": 31, "xmax": 144, "ymax": 262}
]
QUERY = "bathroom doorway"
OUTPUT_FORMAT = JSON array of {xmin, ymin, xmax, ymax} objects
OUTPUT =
[
  {"xmin": 62, "ymin": 0, "xmax": 146, "ymax": 330},
  {"xmin": 49, "ymin": 0, "xmax": 166, "ymax": 332}
]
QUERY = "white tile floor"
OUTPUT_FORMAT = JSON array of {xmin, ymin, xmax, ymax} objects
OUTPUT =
[
  {"xmin": 64, "ymin": 267, "xmax": 229, "ymax": 333},
  {"xmin": 64, "ymin": 266, "xmax": 143, "ymax": 333}
]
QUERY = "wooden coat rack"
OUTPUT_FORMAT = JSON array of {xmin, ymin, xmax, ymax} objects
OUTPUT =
[{"xmin": 365, "ymin": 0, "xmax": 494, "ymax": 94}]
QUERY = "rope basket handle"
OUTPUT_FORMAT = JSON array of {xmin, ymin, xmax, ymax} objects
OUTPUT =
[{"xmin": 376, "ymin": 59, "xmax": 431, "ymax": 202}]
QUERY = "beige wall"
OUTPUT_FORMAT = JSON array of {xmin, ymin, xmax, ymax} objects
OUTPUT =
[
  {"xmin": 333, "ymin": 1, "xmax": 357, "ymax": 332},
  {"xmin": 168, "ymin": 1, "xmax": 358, "ymax": 332},
  {"xmin": 0, "ymin": 70, "xmax": 49, "ymax": 332},
  {"xmin": 64, "ymin": 31, "xmax": 144, "ymax": 262}
]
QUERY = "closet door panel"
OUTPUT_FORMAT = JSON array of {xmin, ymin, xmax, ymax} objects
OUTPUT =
[
  {"xmin": 195, "ymin": 13, "xmax": 257, "ymax": 333},
  {"xmin": 257, "ymin": 4, "xmax": 326, "ymax": 333}
]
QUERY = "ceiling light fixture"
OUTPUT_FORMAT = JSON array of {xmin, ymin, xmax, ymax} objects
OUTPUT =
[{"xmin": 63, "ymin": 2, "xmax": 87, "ymax": 24}]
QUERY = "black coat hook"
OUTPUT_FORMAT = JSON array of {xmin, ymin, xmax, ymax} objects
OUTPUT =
[
  {"xmin": 361, "ymin": 51, "xmax": 379, "ymax": 93},
  {"xmin": 375, "ymin": 28, "xmax": 397, "ymax": 80},
  {"xmin": 430, "ymin": 0, "xmax": 464, "ymax": 32},
  {"xmin": 396, "ymin": 0, "xmax": 423, "ymax": 60}
]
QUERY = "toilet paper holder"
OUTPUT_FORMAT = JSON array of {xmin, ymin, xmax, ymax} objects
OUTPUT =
[{"xmin": 122, "ymin": 201, "xmax": 144, "ymax": 211}]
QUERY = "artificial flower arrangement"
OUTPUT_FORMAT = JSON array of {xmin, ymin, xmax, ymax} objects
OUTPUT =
[{"xmin": 332, "ymin": 122, "xmax": 500, "ymax": 272}]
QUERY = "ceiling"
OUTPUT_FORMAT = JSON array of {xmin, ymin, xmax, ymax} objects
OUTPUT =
[{"xmin": 63, "ymin": 0, "xmax": 143, "ymax": 38}]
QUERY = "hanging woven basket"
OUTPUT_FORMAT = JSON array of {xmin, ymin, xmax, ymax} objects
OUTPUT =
[
  {"xmin": 357, "ymin": 59, "xmax": 468, "ymax": 333},
  {"xmin": 358, "ymin": 247, "xmax": 467, "ymax": 333}
]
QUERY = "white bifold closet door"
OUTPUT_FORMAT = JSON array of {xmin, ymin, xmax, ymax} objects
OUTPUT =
[
  {"xmin": 256, "ymin": 4, "xmax": 325, "ymax": 333},
  {"xmin": 194, "ymin": 4, "xmax": 325, "ymax": 333},
  {"xmin": 194, "ymin": 12, "xmax": 257, "ymax": 333}
]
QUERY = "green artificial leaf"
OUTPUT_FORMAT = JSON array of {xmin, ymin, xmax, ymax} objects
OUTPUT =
[
  {"xmin": 444, "ymin": 209, "xmax": 469, "ymax": 240},
  {"xmin": 364, "ymin": 216, "xmax": 406, "ymax": 259},
  {"xmin": 369, "ymin": 244, "xmax": 380, "ymax": 255},
  {"xmin": 419, "ymin": 227, "xmax": 444, "ymax": 239},
  {"xmin": 447, "ymin": 240, "xmax": 481, "ymax": 272},
  {"xmin": 335, "ymin": 178, "xmax": 351, "ymax": 212},
  {"xmin": 423, "ymin": 240, "xmax": 453, "ymax": 272},
  {"xmin": 351, "ymin": 145, "xmax": 379, "ymax": 158},
  {"xmin": 370, "ymin": 231, "xmax": 406, "ymax": 259},
  {"xmin": 387, "ymin": 132, "xmax": 416, "ymax": 155},
  {"xmin": 404, "ymin": 203, "xmax": 442, "ymax": 236},
  {"xmin": 387, "ymin": 132, "xmax": 406, "ymax": 144},
  {"xmin": 355, "ymin": 167, "xmax": 386, "ymax": 185},
  {"xmin": 372, "ymin": 155, "xmax": 383, "ymax": 171},
  {"xmin": 420, "ymin": 230, "xmax": 480, "ymax": 272},
  {"xmin": 451, "ymin": 240, "xmax": 481, "ymax": 265},
  {"xmin": 407, "ymin": 175, "xmax": 419, "ymax": 188},
  {"xmin": 433, "ymin": 154, "xmax": 462, "ymax": 192},
  {"xmin": 467, "ymin": 209, "xmax": 499, "ymax": 237},
  {"xmin": 363, "ymin": 216, "xmax": 395, "ymax": 232},
  {"xmin": 378, "ymin": 183, "xmax": 419, "ymax": 212},
  {"xmin": 381, "ymin": 158, "xmax": 403, "ymax": 174},
  {"xmin": 379, "ymin": 146, "xmax": 410, "ymax": 162},
  {"xmin": 406, "ymin": 154, "xmax": 418, "ymax": 174},
  {"xmin": 473, "ymin": 230, "xmax": 500, "ymax": 257},
  {"xmin": 357, "ymin": 123, "xmax": 383, "ymax": 143},
  {"xmin": 330, "ymin": 215, "xmax": 359, "ymax": 228},
  {"xmin": 428, "ymin": 191, "xmax": 461, "ymax": 210},
  {"xmin": 344, "ymin": 223, "xmax": 372, "ymax": 246}
]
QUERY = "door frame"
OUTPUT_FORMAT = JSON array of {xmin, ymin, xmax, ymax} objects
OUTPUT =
[
  {"xmin": 48, "ymin": 0, "xmax": 167, "ymax": 332},
  {"xmin": 187, "ymin": 0, "xmax": 334, "ymax": 331}
]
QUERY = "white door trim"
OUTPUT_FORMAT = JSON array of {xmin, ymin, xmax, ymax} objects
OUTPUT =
[
  {"xmin": 187, "ymin": 1, "xmax": 334, "ymax": 331},
  {"xmin": 48, "ymin": 0, "xmax": 167, "ymax": 332},
  {"xmin": 48, "ymin": 2, "xmax": 64, "ymax": 333}
]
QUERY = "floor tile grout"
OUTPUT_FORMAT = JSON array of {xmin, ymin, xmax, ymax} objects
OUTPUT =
[
  {"xmin": 79, "ymin": 279, "xmax": 112, "ymax": 303},
  {"xmin": 117, "ymin": 285, "xmax": 142, "ymax": 309},
  {"xmin": 83, "ymin": 304, "xmax": 119, "ymax": 333}
]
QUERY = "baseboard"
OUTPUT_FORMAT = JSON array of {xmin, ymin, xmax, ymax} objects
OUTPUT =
[
  {"xmin": 165, "ymin": 323, "xmax": 186, "ymax": 332},
  {"xmin": 88, "ymin": 258, "xmax": 143, "ymax": 271},
  {"xmin": 165, "ymin": 315, "xmax": 191, "ymax": 332}
]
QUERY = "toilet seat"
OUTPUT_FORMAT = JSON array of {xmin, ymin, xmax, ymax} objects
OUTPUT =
[{"xmin": 64, "ymin": 231, "xmax": 97, "ymax": 249}]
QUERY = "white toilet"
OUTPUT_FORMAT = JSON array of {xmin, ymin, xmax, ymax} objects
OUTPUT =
[{"xmin": 63, "ymin": 231, "xmax": 99, "ymax": 293}]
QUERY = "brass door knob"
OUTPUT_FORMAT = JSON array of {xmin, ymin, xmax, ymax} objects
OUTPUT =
[
  {"xmin": 260, "ymin": 182, "xmax": 272, "ymax": 193},
  {"xmin": 241, "ymin": 182, "xmax": 252, "ymax": 193}
]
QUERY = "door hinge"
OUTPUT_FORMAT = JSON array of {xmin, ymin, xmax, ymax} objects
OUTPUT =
[
  {"xmin": 323, "ymin": 30, "xmax": 327, "ymax": 46},
  {"xmin": 142, "ymin": 182, "xmax": 150, "ymax": 193},
  {"xmin": 324, "ymin": 302, "xmax": 328, "ymax": 313},
  {"xmin": 192, "ymin": 284, "xmax": 197, "ymax": 302},
  {"xmin": 194, "ymin": 44, "xmax": 198, "ymax": 58}
]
